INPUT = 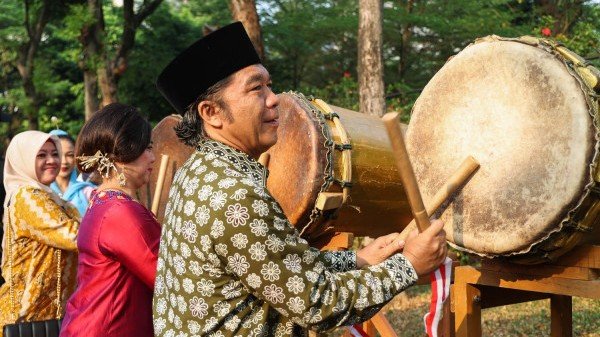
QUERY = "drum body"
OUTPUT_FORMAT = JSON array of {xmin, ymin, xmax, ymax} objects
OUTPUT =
[
  {"xmin": 406, "ymin": 36, "xmax": 600, "ymax": 264},
  {"xmin": 265, "ymin": 92, "xmax": 411, "ymax": 240},
  {"xmin": 139, "ymin": 115, "xmax": 194, "ymax": 224}
]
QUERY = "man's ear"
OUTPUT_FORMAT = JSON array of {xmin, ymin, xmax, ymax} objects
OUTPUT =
[{"xmin": 198, "ymin": 101, "xmax": 224, "ymax": 128}]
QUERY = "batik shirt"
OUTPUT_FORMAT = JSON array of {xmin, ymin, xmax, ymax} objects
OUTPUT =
[
  {"xmin": 0, "ymin": 186, "xmax": 79, "ymax": 336},
  {"xmin": 152, "ymin": 139, "xmax": 418, "ymax": 337}
]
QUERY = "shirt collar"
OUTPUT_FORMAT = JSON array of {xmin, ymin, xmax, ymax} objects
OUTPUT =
[{"xmin": 197, "ymin": 138, "xmax": 268, "ymax": 185}]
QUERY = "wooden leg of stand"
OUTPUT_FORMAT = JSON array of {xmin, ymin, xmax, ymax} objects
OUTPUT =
[
  {"xmin": 454, "ymin": 283, "xmax": 482, "ymax": 337},
  {"xmin": 440, "ymin": 296, "xmax": 455, "ymax": 337},
  {"xmin": 370, "ymin": 312, "xmax": 400, "ymax": 337},
  {"xmin": 363, "ymin": 320, "xmax": 376, "ymax": 337},
  {"xmin": 551, "ymin": 295, "xmax": 572, "ymax": 337}
]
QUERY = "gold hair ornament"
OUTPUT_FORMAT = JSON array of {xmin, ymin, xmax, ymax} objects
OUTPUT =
[{"xmin": 77, "ymin": 150, "xmax": 127, "ymax": 186}]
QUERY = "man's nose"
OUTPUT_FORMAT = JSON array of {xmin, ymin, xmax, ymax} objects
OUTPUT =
[{"xmin": 267, "ymin": 89, "xmax": 279, "ymax": 108}]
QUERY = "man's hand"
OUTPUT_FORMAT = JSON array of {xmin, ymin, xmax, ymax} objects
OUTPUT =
[
  {"xmin": 402, "ymin": 219, "xmax": 447, "ymax": 276},
  {"xmin": 356, "ymin": 232, "xmax": 405, "ymax": 268}
]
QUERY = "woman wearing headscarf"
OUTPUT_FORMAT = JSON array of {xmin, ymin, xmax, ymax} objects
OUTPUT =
[
  {"xmin": 60, "ymin": 103, "xmax": 161, "ymax": 337},
  {"xmin": 49, "ymin": 129, "xmax": 96, "ymax": 217},
  {"xmin": 0, "ymin": 131, "xmax": 80, "ymax": 334}
]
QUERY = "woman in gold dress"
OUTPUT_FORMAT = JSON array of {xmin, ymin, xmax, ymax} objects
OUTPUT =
[{"xmin": 0, "ymin": 131, "xmax": 79, "ymax": 334}]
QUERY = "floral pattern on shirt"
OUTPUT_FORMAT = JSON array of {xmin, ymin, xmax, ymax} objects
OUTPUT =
[{"xmin": 153, "ymin": 139, "xmax": 418, "ymax": 337}]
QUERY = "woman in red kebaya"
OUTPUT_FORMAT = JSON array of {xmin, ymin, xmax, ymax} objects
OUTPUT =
[{"xmin": 60, "ymin": 103, "xmax": 160, "ymax": 337}]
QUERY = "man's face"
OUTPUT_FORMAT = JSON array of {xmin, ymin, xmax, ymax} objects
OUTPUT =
[{"xmin": 212, "ymin": 64, "xmax": 280, "ymax": 158}]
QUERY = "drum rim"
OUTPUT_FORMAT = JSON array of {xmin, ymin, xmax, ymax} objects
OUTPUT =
[{"xmin": 411, "ymin": 35, "xmax": 600, "ymax": 263}]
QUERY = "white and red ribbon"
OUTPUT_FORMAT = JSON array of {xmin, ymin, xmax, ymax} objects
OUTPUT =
[
  {"xmin": 424, "ymin": 257, "xmax": 453, "ymax": 337},
  {"xmin": 347, "ymin": 324, "xmax": 371, "ymax": 337}
]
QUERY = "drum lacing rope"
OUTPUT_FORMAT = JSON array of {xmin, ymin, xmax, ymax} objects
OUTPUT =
[{"xmin": 287, "ymin": 92, "xmax": 335, "ymax": 238}]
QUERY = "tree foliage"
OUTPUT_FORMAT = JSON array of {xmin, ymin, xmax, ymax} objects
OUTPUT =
[{"xmin": 0, "ymin": 0, "xmax": 599, "ymax": 150}]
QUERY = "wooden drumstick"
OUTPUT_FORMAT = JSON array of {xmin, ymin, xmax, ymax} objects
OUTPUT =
[
  {"xmin": 151, "ymin": 154, "xmax": 170, "ymax": 216},
  {"xmin": 383, "ymin": 112, "xmax": 430, "ymax": 232},
  {"xmin": 398, "ymin": 156, "xmax": 479, "ymax": 240}
]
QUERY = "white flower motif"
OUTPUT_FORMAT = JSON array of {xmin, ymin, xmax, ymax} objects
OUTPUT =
[
  {"xmin": 213, "ymin": 301, "xmax": 231, "ymax": 317},
  {"xmin": 211, "ymin": 159, "xmax": 227, "ymax": 167},
  {"xmin": 303, "ymin": 249, "xmax": 318, "ymax": 264},
  {"xmin": 286, "ymin": 275, "xmax": 305, "ymax": 294},
  {"xmin": 283, "ymin": 254, "xmax": 302, "ymax": 273},
  {"xmin": 190, "ymin": 159, "xmax": 202, "ymax": 170},
  {"xmin": 198, "ymin": 185, "xmax": 213, "ymax": 201},
  {"xmin": 204, "ymin": 171, "xmax": 218, "ymax": 183},
  {"xmin": 194, "ymin": 205, "xmax": 210, "ymax": 226},
  {"xmin": 222, "ymin": 281, "xmax": 242, "ymax": 299},
  {"xmin": 189, "ymin": 261, "xmax": 202, "ymax": 276},
  {"xmin": 177, "ymin": 295, "xmax": 187, "ymax": 314},
  {"xmin": 203, "ymin": 317, "xmax": 219, "ymax": 333},
  {"xmin": 306, "ymin": 270, "xmax": 319, "ymax": 283},
  {"xmin": 231, "ymin": 233, "xmax": 248, "ymax": 249},
  {"xmin": 183, "ymin": 200, "xmax": 196, "ymax": 216},
  {"xmin": 180, "ymin": 243, "xmax": 191, "ymax": 258},
  {"xmin": 250, "ymin": 219, "xmax": 268, "ymax": 236},
  {"xmin": 188, "ymin": 321, "xmax": 201, "ymax": 334},
  {"xmin": 156, "ymin": 297, "xmax": 167, "ymax": 315},
  {"xmin": 224, "ymin": 315, "xmax": 241, "ymax": 331},
  {"xmin": 173, "ymin": 255, "xmax": 186, "ymax": 275},
  {"xmin": 303, "ymin": 307, "xmax": 323, "ymax": 324},
  {"xmin": 246, "ymin": 273, "xmax": 262, "ymax": 288},
  {"xmin": 155, "ymin": 275, "xmax": 165, "ymax": 295},
  {"xmin": 273, "ymin": 217, "xmax": 287, "ymax": 230},
  {"xmin": 218, "ymin": 177, "xmax": 236, "ymax": 189},
  {"xmin": 214, "ymin": 243, "xmax": 228, "ymax": 257},
  {"xmin": 287, "ymin": 297, "xmax": 305, "ymax": 314},
  {"xmin": 210, "ymin": 218, "xmax": 225, "ymax": 238},
  {"xmin": 225, "ymin": 203, "xmax": 249, "ymax": 227},
  {"xmin": 249, "ymin": 242, "xmax": 267, "ymax": 261},
  {"xmin": 181, "ymin": 220, "xmax": 198, "ymax": 243},
  {"xmin": 228, "ymin": 253, "xmax": 250, "ymax": 275},
  {"xmin": 263, "ymin": 284, "xmax": 285, "ymax": 303},
  {"xmin": 265, "ymin": 234, "xmax": 285, "ymax": 253},
  {"xmin": 154, "ymin": 317, "xmax": 166, "ymax": 335},
  {"xmin": 252, "ymin": 199, "xmax": 269, "ymax": 217},
  {"xmin": 261, "ymin": 261, "xmax": 281, "ymax": 281},
  {"xmin": 184, "ymin": 177, "xmax": 200, "ymax": 196},
  {"xmin": 231, "ymin": 188, "xmax": 247, "ymax": 201},
  {"xmin": 189, "ymin": 297, "xmax": 209, "ymax": 318},
  {"xmin": 182, "ymin": 278, "xmax": 194, "ymax": 293},
  {"xmin": 271, "ymin": 201, "xmax": 282, "ymax": 214},
  {"xmin": 196, "ymin": 279, "xmax": 215, "ymax": 296},
  {"xmin": 240, "ymin": 177, "xmax": 255, "ymax": 187},
  {"xmin": 209, "ymin": 190, "xmax": 227, "ymax": 210},
  {"xmin": 224, "ymin": 168, "xmax": 243, "ymax": 177},
  {"xmin": 195, "ymin": 164, "xmax": 207, "ymax": 175}
]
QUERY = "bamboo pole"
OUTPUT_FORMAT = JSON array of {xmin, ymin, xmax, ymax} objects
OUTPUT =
[{"xmin": 151, "ymin": 154, "xmax": 170, "ymax": 216}]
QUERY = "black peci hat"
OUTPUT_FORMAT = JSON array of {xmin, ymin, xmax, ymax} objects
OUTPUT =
[{"xmin": 156, "ymin": 22, "xmax": 261, "ymax": 114}]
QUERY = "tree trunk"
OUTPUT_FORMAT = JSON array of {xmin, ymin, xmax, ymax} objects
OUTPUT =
[
  {"xmin": 83, "ymin": 70, "xmax": 99, "ymax": 119},
  {"xmin": 80, "ymin": 0, "xmax": 103, "ymax": 118},
  {"xmin": 229, "ymin": 0, "xmax": 265, "ymax": 60},
  {"xmin": 16, "ymin": 0, "xmax": 52, "ymax": 130},
  {"xmin": 358, "ymin": 0, "xmax": 385, "ymax": 117}
]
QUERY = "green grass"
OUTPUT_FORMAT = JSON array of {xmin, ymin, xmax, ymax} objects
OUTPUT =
[
  {"xmin": 332, "ymin": 284, "xmax": 600, "ymax": 336},
  {"xmin": 390, "ymin": 285, "xmax": 600, "ymax": 337}
]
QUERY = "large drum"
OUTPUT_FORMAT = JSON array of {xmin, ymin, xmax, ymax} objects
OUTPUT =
[
  {"xmin": 265, "ymin": 92, "xmax": 411, "ymax": 241},
  {"xmin": 142, "ymin": 93, "xmax": 414, "ymax": 241},
  {"xmin": 406, "ymin": 36, "xmax": 600, "ymax": 264}
]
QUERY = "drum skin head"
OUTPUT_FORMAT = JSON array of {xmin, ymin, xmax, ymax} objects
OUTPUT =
[{"xmin": 406, "ymin": 39, "xmax": 595, "ymax": 257}]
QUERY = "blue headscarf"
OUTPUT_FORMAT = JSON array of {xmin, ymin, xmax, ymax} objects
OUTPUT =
[
  {"xmin": 49, "ymin": 129, "xmax": 97, "ymax": 216},
  {"xmin": 51, "ymin": 169, "xmax": 96, "ymax": 217}
]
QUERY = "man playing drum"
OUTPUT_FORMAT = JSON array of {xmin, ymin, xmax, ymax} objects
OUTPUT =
[{"xmin": 152, "ymin": 22, "xmax": 447, "ymax": 337}]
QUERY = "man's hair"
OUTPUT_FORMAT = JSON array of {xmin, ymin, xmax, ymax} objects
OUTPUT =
[
  {"xmin": 75, "ymin": 103, "xmax": 152, "ymax": 173},
  {"xmin": 175, "ymin": 75, "xmax": 234, "ymax": 147}
]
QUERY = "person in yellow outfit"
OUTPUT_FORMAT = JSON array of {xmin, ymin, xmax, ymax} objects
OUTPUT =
[{"xmin": 0, "ymin": 131, "xmax": 79, "ymax": 335}]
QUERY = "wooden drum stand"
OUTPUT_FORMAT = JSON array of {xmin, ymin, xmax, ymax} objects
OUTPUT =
[{"xmin": 451, "ymin": 244, "xmax": 600, "ymax": 337}]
